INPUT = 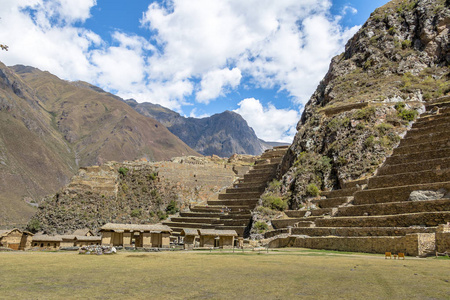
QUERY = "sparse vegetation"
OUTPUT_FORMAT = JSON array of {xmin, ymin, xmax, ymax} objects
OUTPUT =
[
  {"xmin": 253, "ymin": 221, "xmax": 269, "ymax": 233},
  {"xmin": 118, "ymin": 167, "xmax": 129, "ymax": 176},
  {"xmin": 165, "ymin": 200, "xmax": 179, "ymax": 215},
  {"xmin": 306, "ymin": 183, "xmax": 320, "ymax": 197},
  {"xmin": 261, "ymin": 193, "xmax": 288, "ymax": 211}
]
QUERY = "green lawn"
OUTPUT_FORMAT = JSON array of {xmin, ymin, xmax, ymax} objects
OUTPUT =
[{"xmin": 0, "ymin": 249, "xmax": 449, "ymax": 299}]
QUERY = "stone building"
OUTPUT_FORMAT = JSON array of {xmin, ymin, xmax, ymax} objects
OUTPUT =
[
  {"xmin": 32, "ymin": 235, "xmax": 62, "ymax": 250},
  {"xmin": 0, "ymin": 229, "xmax": 33, "ymax": 250},
  {"xmin": 100, "ymin": 223, "xmax": 172, "ymax": 248},
  {"xmin": 181, "ymin": 228, "xmax": 199, "ymax": 250},
  {"xmin": 198, "ymin": 229, "xmax": 237, "ymax": 248}
]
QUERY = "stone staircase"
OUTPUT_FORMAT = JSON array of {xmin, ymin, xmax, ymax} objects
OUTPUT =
[
  {"xmin": 163, "ymin": 146, "xmax": 289, "ymax": 238},
  {"xmin": 267, "ymin": 98, "xmax": 450, "ymax": 256}
]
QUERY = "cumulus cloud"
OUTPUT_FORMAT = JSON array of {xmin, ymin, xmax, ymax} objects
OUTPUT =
[
  {"xmin": 196, "ymin": 68, "xmax": 242, "ymax": 103},
  {"xmin": 234, "ymin": 98, "xmax": 301, "ymax": 143},
  {"xmin": 0, "ymin": 0, "xmax": 362, "ymax": 140},
  {"xmin": 142, "ymin": 0, "xmax": 360, "ymax": 105}
]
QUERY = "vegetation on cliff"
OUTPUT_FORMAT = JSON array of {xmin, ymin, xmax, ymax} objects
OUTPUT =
[{"xmin": 251, "ymin": 0, "xmax": 449, "ymax": 228}]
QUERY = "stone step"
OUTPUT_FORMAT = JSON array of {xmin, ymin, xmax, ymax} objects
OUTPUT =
[
  {"xmin": 179, "ymin": 212, "xmax": 224, "ymax": 218},
  {"xmin": 190, "ymin": 205, "xmax": 250, "ymax": 213},
  {"xmin": 404, "ymin": 124, "xmax": 448, "ymax": 139},
  {"xmin": 413, "ymin": 114, "xmax": 450, "ymax": 129},
  {"xmin": 286, "ymin": 226, "xmax": 437, "ymax": 237},
  {"xmin": 255, "ymin": 157, "xmax": 282, "ymax": 165},
  {"xmin": 242, "ymin": 174, "xmax": 273, "ymax": 183},
  {"xmin": 341, "ymin": 178, "xmax": 369, "ymax": 189},
  {"xmin": 170, "ymin": 217, "xmax": 220, "ymax": 224},
  {"xmin": 367, "ymin": 168, "xmax": 450, "ymax": 189},
  {"xmin": 425, "ymin": 98, "xmax": 450, "ymax": 110},
  {"xmin": 221, "ymin": 219, "xmax": 250, "ymax": 226},
  {"xmin": 320, "ymin": 187, "xmax": 361, "ymax": 199},
  {"xmin": 353, "ymin": 181, "xmax": 450, "ymax": 205},
  {"xmin": 271, "ymin": 217, "xmax": 323, "ymax": 229},
  {"xmin": 207, "ymin": 199, "xmax": 259, "ymax": 207},
  {"xmin": 311, "ymin": 196, "xmax": 352, "ymax": 209},
  {"xmin": 247, "ymin": 168, "xmax": 277, "ymax": 176},
  {"xmin": 400, "ymin": 131, "xmax": 450, "ymax": 147},
  {"xmin": 285, "ymin": 209, "xmax": 333, "ymax": 218},
  {"xmin": 218, "ymin": 192, "xmax": 262, "ymax": 200},
  {"xmin": 384, "ymin": 148, "xmax": 450, "ymax": 165},
  {"xmin": 215, "ymin": 225, "xmax": 246, "ymax": 236},
  {"xmin": 393, "ymin": 138, "xmax": 450, "ymax": 156},
  {"xmin": 314, "ymin": 211, "xmax": 450, "ymax": 228},
  {"xmin": 225, "ymin": 186, "xmax": 266, "ymax": 194},
  {"xmin": 162, "ymin": 221, "xmax": 217, "ymax": 229},
  {"xmin": 336, "ymin": 199, "xmax": 450, "ymax": 217},
  {"xmin": 235, "ymin": 182, "xmax": 269, "ymax": 189},
  {"xmin": 421, "ymin": 106, "xmax": 450, "ymax": 118},
  {"xmin": 285, "ymin": 210, "xmax": 307, "ymax": 218},
  {"xmin": 221, "ymin": 214, "xmax": 252, "ymax": 220},
  {"xmin": 377, "ymin": 157, "xmax": 450, "ymax": 176},
  {"xmin": 252, "ymin": 163, "xmax": 280, "ymax": 170}
]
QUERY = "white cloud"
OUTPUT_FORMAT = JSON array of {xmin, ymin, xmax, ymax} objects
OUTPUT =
[
  {"xmin": 0, "ymin": 0, "xmax": 363, "ymax": 140},
  {"xmin": 196, "ymin": 68, "xmax": 242, "ymax": 103},
  {"xmin": 342, "ymin": 5, "xmax": 358, "ymax": 15},
  {"xmin": 142, "ymin": 0, "xmax": 360, "ymax": 105},
  {"xmin": 234, "ymin": 98, "xmax": 301, "ymax": 143}
]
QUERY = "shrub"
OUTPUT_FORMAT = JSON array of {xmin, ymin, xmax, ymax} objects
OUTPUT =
[
  {"xmin": 388, "ymin": 27, "xmax": 396, "ymax": 35},
  {"xmin": 375, "ymin": 123, "xmax": 393, "ymax": 135},
  {"xmin": 262, "ymin": 194, "xmax": 287, "ymax": 211},
  {"xmin": 27, "ymin": 219, "xmax": 41, "ymax": 233},
  {"xmin": 165, "ymin": 200, "xmax": 179, "ymax": 215},
  {"xmin": 157, "ymin": 210, "xmax": 168, "ymax": 220},
  {"xmin": 131, "ymin": 209, "xmax": 141, "ymax": 218},
  {"xmin": 364, "ymin": 135, "xmax": 376, "ymax": 148},
  {"xmin": 254, "ymin": 221, "xmax": 269, "ymax": 233},
  {"xmin": 121, "ymin": 183, "xmax": 129, "ymax": 193},
  {"xmin": 306, "ymin": 183, "xmax": 320, "ymax": 197},
  {"xmin": 148, "ymin": 172, "xmax": 158, "ymax": 180},
  {"xmin": 394, "ymin": 102, "xmax": 406, "ymax": 111},
  {"xmin": 398, "ymin": 109, "xmax": 418, "ymax": 121},
  {"xmin": 118, "ymin": 167, "xmax": 129, "ymax": 176},
  {"xmin": 401, "ymin": 40, "xmax": 411, "ymax": 49},
  {"xmin": 353, "ymin": 107, "xmax": 376, "ymax": 121}
]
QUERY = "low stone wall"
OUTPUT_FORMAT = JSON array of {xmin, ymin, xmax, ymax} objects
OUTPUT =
[
  {"xmin": 436, "ymin": 232, "xmax": 450, "ymax": 253},
  {"xmin": 315, "ymin": 212, "xmax": 450, "ymax": 228},
  {"xmin": 269, "ymin": 233, "xmax": 435, "ymax": 256},
  {"xmin": 336, "ymin": 199, "xmax": 450, "ymax": 217},
  {"xmin": 289, "ymin": 226, "xmax": 436, "ymax": 237}
]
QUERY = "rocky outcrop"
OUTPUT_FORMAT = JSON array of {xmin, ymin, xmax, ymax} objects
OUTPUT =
[
  {"xmin": 277, "ymin": 0, "xmax": 449, "ymax": 208},
  {"xmin": 27, "ymin": 156, "xmax": 254, "ymax": 234}
]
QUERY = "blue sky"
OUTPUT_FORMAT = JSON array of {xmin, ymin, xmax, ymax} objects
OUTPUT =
[{"xmin": 0, "ymin": 0, "xmax": 390, "ymax": 142}]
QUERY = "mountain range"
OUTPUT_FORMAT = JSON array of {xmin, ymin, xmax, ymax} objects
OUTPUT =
[{"xmin": 125, "ymin": 99, "xmax": 284, "ymax": 157}]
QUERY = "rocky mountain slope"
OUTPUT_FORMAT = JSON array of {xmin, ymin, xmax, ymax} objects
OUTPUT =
[
  {"xmin": 269, "ymin": 0, "xmax": 449, "ymax": 209},
  {"xmin": 126, "ymin": 100, "xmax": 272, "ymax": 157},
  {"xmin": 0, "ymin": 63, "xmax": 198, "ymax": 226}
]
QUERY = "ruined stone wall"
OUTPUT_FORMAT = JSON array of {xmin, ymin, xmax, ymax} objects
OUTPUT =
[
  {"xmin": 269, "ymin": 233, "xmax": 434, "ymax": 256},
  {"xmin": 436, "ymin": 224, "xmax": 450, "ymax": 253}
]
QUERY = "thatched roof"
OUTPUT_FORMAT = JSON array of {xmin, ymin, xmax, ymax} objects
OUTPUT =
[
  {"xmin": 181, "ymin": 228, "xmax": 199, "ymax": 236},
  {"xmin": 75, "ymin": 236, "xmax": 101, "ymax": 241},
  {"xmin": 0, "ymin": 228, "xmax": 33, "ymax": 237},
  {"xmin": 198, "ymin": 229, "xmax": 238, "ymax": 237},
  {"xmin": 32, "ymin": 235, "xmax": 63, "ymax": 242},
  {"xmin": 61, "ymin": 235, "xmax": 101, "ymax": 241},
  {"xmin": 100, "ymin": 223, "xmax": 172, "ymax": 233},
  {"xmin": 71, "ymin": 228, "xmax": 94, "ymax": 236}
]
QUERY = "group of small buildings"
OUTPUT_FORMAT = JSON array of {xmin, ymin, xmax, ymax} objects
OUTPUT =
[{"xmin": 0, "ymin": 224, "xmax": 239, "ymax": 251}]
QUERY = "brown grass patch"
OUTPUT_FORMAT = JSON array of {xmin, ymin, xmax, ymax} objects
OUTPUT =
[{"xmin": 0, "ymin": 249, "xmax": 449, "ymax": 299}]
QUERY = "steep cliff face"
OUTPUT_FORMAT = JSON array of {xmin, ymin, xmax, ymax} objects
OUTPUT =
[
  {"xmin": 126, "ymin": 100, "xmax": 268, "ymax": 157},
  {"xmin": 278, "ymin": 0, "xmax": 449, "ymax": 207}
]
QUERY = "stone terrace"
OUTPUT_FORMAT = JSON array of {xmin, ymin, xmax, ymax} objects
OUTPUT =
[
  {"xmin": 163, "ymin": 146, "xmax": 289, "ymax": 238},
  {"xmin": 267, "ymin": 98, "xmax": 450, "ymax": 256}
]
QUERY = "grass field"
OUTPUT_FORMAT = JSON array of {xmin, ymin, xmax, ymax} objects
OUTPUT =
[{"xmin": 0, "ymin": 249, "xmax": 449, "ymax": 299}]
